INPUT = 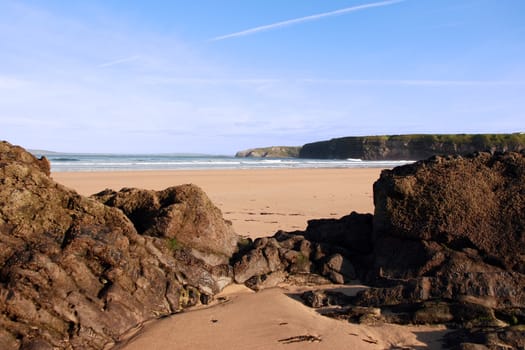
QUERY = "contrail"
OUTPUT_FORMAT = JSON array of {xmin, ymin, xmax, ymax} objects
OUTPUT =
[{"xmin": 211, "ymin": 0, "xmax": 405, "ymax": 41}]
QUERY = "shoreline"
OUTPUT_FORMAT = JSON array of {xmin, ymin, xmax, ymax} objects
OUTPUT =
[{"xmin": 53, "ymin": 168, "xmax": 383, "ymax": 237}]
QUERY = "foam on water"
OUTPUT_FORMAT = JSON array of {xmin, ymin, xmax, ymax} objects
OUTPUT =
[{"xmin": 39, "ymin": 153, "xmax": 414, "ymax": 172}]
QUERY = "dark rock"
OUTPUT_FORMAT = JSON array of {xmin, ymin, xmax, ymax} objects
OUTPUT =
[
  {"xmin": 0, "ymin": 141, "xmax": 235, "ymax": 349},
  {"xmin": 303, "ymin": 212, "xmax": 374, "ymax": 254},
  {"xmin": 301, "ymin": 290, "xmax": 328, "ymax": 308},
  {"xmin": 445, "ymin": 326, "xmax": 525, "ymax": 350},
  {"xmin": 245, "ymin": 271, "xmax": 287, "ymax": 291},
  {"xmin": 285, "ymin": 250, "xmax": 312, "ymax": 274},
  {"xmin": 294, "ymin": 151, "xmax": 525, "ymax": 350},
  {"xmin": 93, "ymin": 184, "xmax": 238, "ymax": 265},
  {"xmin": 285, "ymin": 273, "xmax": 332, "ymax": 286},
  {"xmin": 412, "ymin": 301, "xmax": 454, "ymax": 324},
  {"xmin": 233, "ymin": 247, "xmax": 273, "ymax": 284},
  {"xmin": 300, "ymin": 290, "xmax": 354, "ymax": 308},
  {"xmin": 373, "ymin": 151, "xmax": 525, "ymax": 274},
  {"xmin": 235, "ymin": 146, "xmax": 301, "ymax": 158},
  {"xmin": 321, "ymin": 253, "xmax": 356, "ymax": 283}
]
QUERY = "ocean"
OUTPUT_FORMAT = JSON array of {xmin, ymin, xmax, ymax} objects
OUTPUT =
[{"xmin": 36, "ymin": 153, "xmax": 415, "ymax": 172}]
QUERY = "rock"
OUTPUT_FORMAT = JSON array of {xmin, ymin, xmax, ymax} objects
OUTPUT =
[
  {"xmin": 233, "ymin": 247, "xmax": 273, "ymax": 284},
  {"xmin": 445, "ymin": 326, "xmax": 525, "ymax": 350},
  {"xmin": 93, "ymin": 184, "xmax": 238, "ymax": 264},
  {"xmin": 283, "ymin": 250, "xmax": 312, "ymax": 274},
  {"xmin": 285, "ymin": 273, "xmax": 332, "ymax": 286},
  {"xmin": 293, "ymin": 151, "xmax": 525, "ymax": 350},
  {"xmin": 322, "ymin": 254, "xmax": 356, "ymax": 283},
  {"xmin": 245, "ymin": 271, "xmax": 287, "ymax": 291},
  {"xmin": 0, "ymin": 141, "xmax": 50, "ymax": 176},
  {"xmin": 356, "ymin": 152, "xmax": 525, "ymax": 311},
  {"xmin": 373, "ymin": 151, "xmax": 525, "ymax": 274},
  {"xmin": 0, "ymin": 141, "xmax": 235, "ymax": 349},
  {"xmin": 235, "ymin": 146, "xmax": 301, "ymax": 158},
  {"xmin": 301, "ymin": 290, "xmax": 329, "ymax": 308},
  {"xmin": 300, "ymin": 290, "xmax": 353, "ymax": 308},
  {"xmin": 302, "ymin": 212, "xmax": 374, "ymax": 254}
]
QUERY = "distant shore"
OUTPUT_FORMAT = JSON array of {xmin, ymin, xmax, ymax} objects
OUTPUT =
[{"xmin": 53, "ymin": 168, "xmax": 382, "ymax": 237}]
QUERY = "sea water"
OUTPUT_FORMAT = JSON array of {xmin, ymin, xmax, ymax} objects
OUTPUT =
[{"xmin": 36, "ymin": 153, "xmax": 414, "ymax": 172}]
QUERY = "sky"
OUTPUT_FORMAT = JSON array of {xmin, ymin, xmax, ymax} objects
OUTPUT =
[{"xmin": 1, "ymin": 0, "xmax": 524, "ymax": 154}]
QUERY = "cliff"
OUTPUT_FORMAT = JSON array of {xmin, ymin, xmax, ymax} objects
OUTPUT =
[
  {"xmin": 299, "ymin": 133, "xmax": 525, "ymax": 160},
  {"xmin": 235, "ymin": 146, "xmax": 301, "ymax": 158}
]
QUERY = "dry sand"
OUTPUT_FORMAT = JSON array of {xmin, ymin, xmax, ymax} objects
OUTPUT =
[
  {"xmin": 53, "ymin": 168, "xmax": 449, "ymax": 349},
  {"xmin": 53, "ymin": 168, "xmax": 381, "ymax": 238},
  {"xmin": 116, "ymin": 284, "xmax": 446, "ymax": 350}
]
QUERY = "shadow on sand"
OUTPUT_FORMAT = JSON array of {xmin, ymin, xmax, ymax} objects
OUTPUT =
[{"xmin": 284, "ymin": 283, "xmax": 450, "ymax": 350}]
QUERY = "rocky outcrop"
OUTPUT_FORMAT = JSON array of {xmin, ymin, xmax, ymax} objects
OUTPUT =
[
  {"xmin": 299, "ymin": 133, "xmax": 525, "ymax": 160},
  {"xmin": 291, "ymin": 152, "xmax": 525, "ymax": 349},
  {"xmin": 0, "ymin": 141, "xmax": 237, "ymax": 349},
  {"xmin": 0, "ymin": 141, "xmax": 50, "ymax": 176},
  {"xmin": 231, "ymin": 212, "xmax": 372, "ymax": 290},
  {"xmin": 235, "ymin": 146, "xmax": 301, "ymax": 158},
  {"xmin": 92, "ymin": 185, "xmax": 238, "ymax": 265},
  {"xmin": 3, "ymin": 139, "xmax": 524, "ymax": 349},
  {"xmin": 373, "ymin": 151, "xmax": 525, "ymax": 275}
]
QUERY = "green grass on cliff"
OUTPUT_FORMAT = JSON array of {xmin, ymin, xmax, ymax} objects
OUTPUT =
[{"xmin": 357, "ymin": 133, "xmax": 525, "ymax": 146}]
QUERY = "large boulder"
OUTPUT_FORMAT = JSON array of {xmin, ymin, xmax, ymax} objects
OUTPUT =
[
  {"xmin": 295, "ymin": 151, "xmax": 525, "ymax": 349},
  {"xmin": 92, "ymin": 185, "xmax": 238, "ymax": 265},
  {"xmin": 0, "ymin": 141, "xmax": 234, "ymax": 349},
  {"xmin": 373, "ymin": 151, "xmax": 525, "ymax": 274},
  {"xmin": 364, "ymin": 152, "xmax": 525, "ymax": 308}
]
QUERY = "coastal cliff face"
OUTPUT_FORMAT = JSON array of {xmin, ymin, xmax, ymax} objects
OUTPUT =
[
  {"xmin": 0, "ymin": 141, "xmax": 237, "ymax": 349},
  {"xmin": 299, "ymin": 134, "xmax": 525, "ymax": 160},
  {"xmin": 235, "ymin": 146, "xmax": 301, "ymax": 158}
]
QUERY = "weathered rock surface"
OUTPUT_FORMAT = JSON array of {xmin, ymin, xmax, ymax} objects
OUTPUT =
[
  {"xmin": 3, "ymin": 140, "xmax": 524, "ymax": 350},
  {"xmin": 231, "ymin": 213, "xmax": 372, "ymax": 289},
  {"xmin": 92, "ymin": 185, "xmax": 238, "ymax": 265},
  {"xmin": 373, "ymin": 151, "xmax": 525, "ymax": 275},
  {"xmin": 0, "ymin": 141, "xmax": 235, "ymax": 349},
  {"xmin": 290, "ymin": 152, "xmax": 525, "ymax": 350}
]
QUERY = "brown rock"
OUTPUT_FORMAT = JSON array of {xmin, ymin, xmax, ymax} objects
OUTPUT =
[
  {"xmin": 0, "ymin": 141, "xmax": 235, "ymax": 349},
  {"xmin": 233, "ymin": 248, "xmax": 272, "ymax": 284},
  {"xmin": 322, "ymin": 253, "xmax": 356, "ymax": 283},
  {"xmin": 93, "ymin": 184, "xmax": 238, "ymax": 264},
  {"xmin": 0, "ymin": 141, "xmax": 50, "ymax": 176},
  {"xmin": 373, "ymin": 152, "xmax": 525, "ymax": 273}
]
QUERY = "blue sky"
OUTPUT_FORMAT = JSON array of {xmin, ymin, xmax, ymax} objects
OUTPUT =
[{"xmin": 1, "ymin": 0, "xmax": 524, "ymax": 154}]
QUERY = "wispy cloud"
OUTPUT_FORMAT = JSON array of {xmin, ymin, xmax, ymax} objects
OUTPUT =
[
  {"xmin": 211, "ymin": 0, "xmax": 405, "ymax": 41},
  {"xmin": 97, "ymin": 55, "xmax": 141, "ymax": 68}
]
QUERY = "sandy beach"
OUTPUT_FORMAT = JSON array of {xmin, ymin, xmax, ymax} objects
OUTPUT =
[
  {"xmin": 53, "ymin": 168, "xmax": 448, "ymax": 349},
  {"xmin": 53, "ymin": 168, "xmax": 381, "ymax": 238}
]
